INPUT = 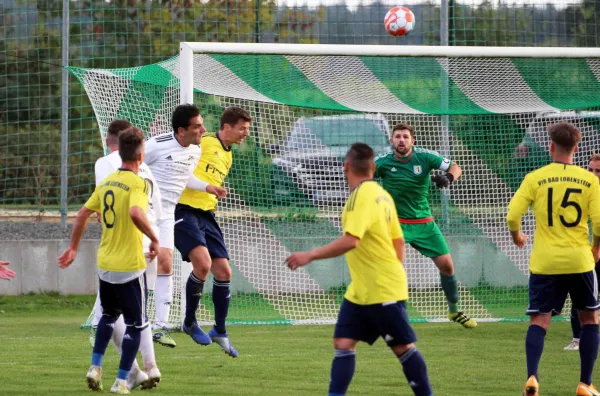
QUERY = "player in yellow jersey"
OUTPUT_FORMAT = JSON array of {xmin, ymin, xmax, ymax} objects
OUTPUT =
[
  {"xmin": 565, "ymin": 153, "xmax": 600, "ymax": 352},
  {"xmin": 507, "ymin": 122, "xmax": 600, "ymax": 396},
  {"xmin": 174, "ymin": 106, "xmax": 251, "ymax": 356},
  {"xmin": 58, "ymin": 127, "xmax": 159, "ymax": 394},
  {"xmin": 286, "ymin": 143, "xmax": 432, "ymax": 396}
]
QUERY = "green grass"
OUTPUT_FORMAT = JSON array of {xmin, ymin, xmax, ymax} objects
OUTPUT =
[{"xmin": 0, "ymin": 294, "xmax": 597, "ymax": 395}]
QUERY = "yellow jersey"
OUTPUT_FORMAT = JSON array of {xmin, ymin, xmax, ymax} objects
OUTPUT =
[
  {"xmin": 85, "ymin": 169, "xmax": 150, "ymax": 272},
  {"xmin": 179, "ymin": 135, "xmax": 232, "ymax": 211},
  {"xmin": 342, "ymin": 180, "xmax": 408, "ymax": 305},
  {"xmin": 507, "ymin": 162, "xmax": 600, "ymax": 274}
]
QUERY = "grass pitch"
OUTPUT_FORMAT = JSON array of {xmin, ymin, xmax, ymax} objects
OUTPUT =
[{"xmin": 0, "ymin": 294, "xmax": 597, "ymax": 395}]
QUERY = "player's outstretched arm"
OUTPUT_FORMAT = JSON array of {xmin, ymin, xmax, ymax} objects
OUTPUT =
[
  {"xmin": 186, "ymin": 174, "xmax": 227, "ymax": 198},
  {"xmin": 286, "ymin": 233, "xmax": 359, "ymax": 270},
  {"xmin": 130, "ymin": 206, "xmax": 160, "ymax": 261},
  {"xmin": 58, "ymin": 206, "xmax": 95, "ymax": 268},
  {"xmin": 433, "ymin": 161, "xmax": 462, "ymax": 188},
  {"xmin": 0, "ymin": 261, "xmax": 16, "ymax": 281}
]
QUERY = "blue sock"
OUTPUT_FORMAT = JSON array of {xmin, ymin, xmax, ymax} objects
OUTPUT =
[
  {"xmin": 91, "ymin": 315, "xmax": 116, "ymax": 366},
  {"xmin": 399, "ymin": 346, "xmax": 432, "ymax": 396},
  {"xmin": 184, "ymin": 272, "xmax": 205, "ymax": 327},
  {"xmin": 579, "ymin": 324, "xmax": 599, "ymax": 385},
  {"xmin": 118, "ymin": 326, "xmax": 141, "ymax": 380},
  {"xmin": 212, "ymin": 279, "xmax": 231, "ymax": 334},
  {"xmin": 328, "ymin": 349, "xmax": 356, "ymax": 396},
  {"xmin": 571, "ymin": 308, "xmax": 582, "ymax": 340},
  {"xmin": 440, "ymin": 274, "xmax": 459, "ymax": 313},
  {"xmin": 526, "ymin": 324, "xmax": 546, "ymax": 380}
]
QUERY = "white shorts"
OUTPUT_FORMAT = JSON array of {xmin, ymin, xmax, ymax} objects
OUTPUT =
[
  {"xmin": 143, "ymin": 225, "xmax": 160, "ymax": 290},
  {"xmin": 157, "ymin": 201, "xmax": 176, "ymax": 250}
]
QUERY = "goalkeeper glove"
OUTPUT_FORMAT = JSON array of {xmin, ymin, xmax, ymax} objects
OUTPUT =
[{"xmin": 433, "ymin": 173, "xmax": 454, "ymax": 189}]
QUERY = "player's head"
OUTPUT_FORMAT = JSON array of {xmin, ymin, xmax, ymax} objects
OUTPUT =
[
  {"xmin": 548, "ymin": 122, "xmax": 581, "ymax": 156},
  {"xmin": 119, "ymin": 126, "xmax": 145, "ymax": 164},
  {"xmin": 391, "ymin": 123, "xmax": 415, "ymax": 156},
  {"xmin": 344, "ymin": 142, "xmax": 375, "ymax": 180},
  {"xmin": 106, "ymin": 119, "xmax": 133, "ymax": 148},
  {"xmin": 220, "ymin": 107, "xmax": 252, "ymax": 145},
  {"xmin": 172, "ymin": 104, "xmax": 206, "ymax": 146},
  {"xmin": 589, "ymin": 153, "xmax": 600, "ymax": 180}
]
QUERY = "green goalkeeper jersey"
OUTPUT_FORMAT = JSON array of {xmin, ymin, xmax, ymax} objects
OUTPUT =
[{"xmin": 374, "ymin": 146, "xmax": 451, "ymax": 220}]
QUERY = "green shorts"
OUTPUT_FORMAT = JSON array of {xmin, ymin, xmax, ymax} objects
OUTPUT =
[{"xmin": 400, "ymin": 221, "xmax": 450, "ymax": 258}]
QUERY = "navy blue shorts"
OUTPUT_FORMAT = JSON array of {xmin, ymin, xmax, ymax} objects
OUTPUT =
[
  {"xmin": 527, "ymin": 270, "xmax": 600, "ymax": 316},
  {"xmin": 174, "ymin": 204, "xmax": 229, "ymax": 261},
  {"xmin": 99, "ymin": 274, "xmax": 148, "ymax": 329},
  {"xmin": 334, "ymin": 299, "xmax": 417, "ymax": 347}
]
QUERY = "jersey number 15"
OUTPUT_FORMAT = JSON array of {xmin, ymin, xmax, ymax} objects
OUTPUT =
[{"xmin": 547, "ymin": 187, "xmax": 582, "ymax": 228}]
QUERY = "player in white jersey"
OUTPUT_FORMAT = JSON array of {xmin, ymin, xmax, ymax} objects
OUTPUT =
[
  {"xmin": 89, "ymin": 119, "xmax": 162, "ymax": 390},
  {"xmin": 143, "ymin": 104, "xmax": 225, "ymax": 348}
]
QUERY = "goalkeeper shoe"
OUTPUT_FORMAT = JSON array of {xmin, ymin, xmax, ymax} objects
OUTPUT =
[
  {"xmin": 110, "ymin": 379, "xmax": 131, "ymax": 394},
  {"xmin": 577, "ymin": 383, "xmax": 600, "ymax": 396},
  {"xmin": 448, "ymin": 311, "xmax": 478, "ymax": 329},
  {"xmin": 183, "ymin": 321, "xmax": 212, "ymax": 346},
  {"xmin": 152, "ymin": 325, "xmax": 177, "ymax": 348},
  {"xmin": 89, "ymin": 326, "xmax": 97, "ymax": 348},
  {"xmin": 523, "ymin": 375, "xmax": 539, "ymax": 396},
  {"xmin": 208, "ymin": 327, "xmax": 239, "ymax": 358},
  {"xmin": 126, "ymin": 366, "xmax": 149, "ymax": 390},
  {"xmin": 141, "ymin": 366, "xmax": 161, "ymax": 390},
  {"xmin": 86, "ymin": 365, "xmax": 103, "ymax": 392},
  {"xmin": 564, "ymin": 340, "xmax": 580, "ymax": 351}
]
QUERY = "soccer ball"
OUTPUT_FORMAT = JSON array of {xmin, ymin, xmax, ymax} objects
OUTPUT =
[{"xmin": 384, "ymin": 6, "xmax": 415, "ymax": 37}]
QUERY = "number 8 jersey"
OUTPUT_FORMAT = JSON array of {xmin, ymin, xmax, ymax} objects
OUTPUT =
[
  {"xmin": 507, "ymin": 162, "xmax": 600, "ymax": 275},
  {"xmin": 85, "ymin": 169, "xmax": 150, "ymax": 272}
]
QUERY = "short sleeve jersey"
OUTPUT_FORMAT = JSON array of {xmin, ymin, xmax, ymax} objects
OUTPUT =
[
  {"xmin": 374, "ymin": 147, "xmax": 451, "ymax": 220},
  {"xmin": 342, "ymin": 181, "xmax": 408, "ymax": 305},
  {"xmin": 85, "ymin": 169, "xmax": 149, "ymax": 272}
]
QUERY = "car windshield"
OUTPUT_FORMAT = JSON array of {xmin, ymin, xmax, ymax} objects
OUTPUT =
[{"xmin": 286, "ymin": 118, "xmax": 389, "ymax": 151}]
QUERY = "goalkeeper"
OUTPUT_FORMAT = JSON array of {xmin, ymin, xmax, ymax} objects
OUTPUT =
[{"xmin": 374, "ymin": 123, "xmax": 477, "ymax": 328}]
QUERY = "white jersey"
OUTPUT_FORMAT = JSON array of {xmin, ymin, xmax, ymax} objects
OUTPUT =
[
  {"xmin": 94, "ymin": 151, "xmax": 162, "ymax": 233},
  {"xmin": 144, "ymin": 133, "xmax": 202, "ymax": 208}
]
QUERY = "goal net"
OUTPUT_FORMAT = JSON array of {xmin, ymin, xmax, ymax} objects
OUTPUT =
[{"xmin": 72, "ymin": 43, "xmax": 600, "ymax": 327}]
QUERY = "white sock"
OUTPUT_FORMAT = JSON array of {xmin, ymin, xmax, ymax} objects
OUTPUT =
[
  {"xmin": 91, "ymin": 292, "xmax": 102, "ymax": 327},
  {"xmin": 154, "ymin": 275, "xmax": 173, "ymax": 328},
  {"xmin": 140, "ymin": 326, "xmax": 157, "ymax": 370},
  {"xmin": 111, "ymin": 316, "xmax": 140, "ymax": 370}
]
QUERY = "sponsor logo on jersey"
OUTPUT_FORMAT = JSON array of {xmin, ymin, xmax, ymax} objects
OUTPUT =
[{"xmin": 413, "ymin": 165, "xmax": 422, "ymax": 175}]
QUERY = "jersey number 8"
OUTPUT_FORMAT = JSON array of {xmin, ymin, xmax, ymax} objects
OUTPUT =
[{"xmin": 103, "ymin": 190, "xmax": 116, "ymax": 228}]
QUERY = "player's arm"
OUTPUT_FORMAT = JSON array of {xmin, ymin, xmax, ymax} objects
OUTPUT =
[
  {"xmin": 58, "ymin": 190, "xmax": 100, "ymax": 268},
  {"xmin": 130, "ymin": 180, "xmax": 159, "ymax": 260},
  {"xmin": 506, "ymin": 175, "xmax": 533, "ymax": 248},
  {"xmin": 431, "ymin": 152, "xmax": 460, "ymax": 188},
  {"xmin": 143, "ymin": 138, "xmax": 158, "ymax": 165},
  {"xmin": 0, "ymin": 261, "xmax": 16, "ymax": 281},
  {"xmin": 186, "ymin": 173, "xmax": 227, "ymax": 199},
  {"xmin": 587, "ymin": 179, "xmax": 600, "ymax": 261},
  {"xmin": 390, "ymin": 204, "xmax": 405, "ymax": 263},
  {"xmin": 286, "ymin": 234, "xmax": 359, "ymax": 270}
]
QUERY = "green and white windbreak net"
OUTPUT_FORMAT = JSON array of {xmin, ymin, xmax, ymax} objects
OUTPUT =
[{"xmin": 71, "ymin": 43, "xmax": 600, "ymax": 327}]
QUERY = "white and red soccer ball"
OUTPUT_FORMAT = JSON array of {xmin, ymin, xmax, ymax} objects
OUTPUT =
[{"xmin": 384, "ymin": 6, "xmax": 415, "ymax": 37}]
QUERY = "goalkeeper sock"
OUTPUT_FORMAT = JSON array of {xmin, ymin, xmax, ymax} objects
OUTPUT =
[
  {"xmin": 91, "ymin": 292, "xmax": 103, "ymax": 327},
  {"xmin": 571, "ymin": 307, "xmax": 582, "ymax": 339},
  {"xmin": 440, "ymin": 273, "xmax": 459, "ymax": 313},
  {"xmin": 212, "ymin": 279, "xmax": 231, "ymax": 334},
  {"xmin": 399, "ymin": 346, "xmax": 432, "ymax": 396},
  {"xmin": 184, "ymin": 272, "xmax": 205, "ymax": 327},
  {"xmin": 92, "ymin": 315, "xmax": 116, "ymax": 366},
  {"xmin": 579, "ymin": 324, "xmax": 599, "ymax": 385},
  {"xmin": 154, "ymin": 274, "xmax": 173, "ymax": 327},
  {"xmin": 118, "ymin": 326, "xmax": 141, "ymax": 380},
  {"xmin": 526, "ymin": 324, "xmax": 546, "ymax": 380},
  {"xmin": 328, "ymin": 349, "xmax": 356, "ymax": 395}
]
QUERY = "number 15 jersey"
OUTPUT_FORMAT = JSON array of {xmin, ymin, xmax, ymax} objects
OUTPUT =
[
  {"xmin": 507, "ymin": 162, "xmax": 600, "ymax": 274},
  {"xmin": 85, "ymin": 169, "xmax": 150, "ymax": 273}
]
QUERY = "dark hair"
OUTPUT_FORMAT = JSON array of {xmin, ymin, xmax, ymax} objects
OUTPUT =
[
  {"xmin": 107, "ymin": 119, "xmax": 132, "ymax": 145},
  {"xmin": 220, "ymin": 106, "xmax": 252, "ymax": 129},
  {"xmin": 591, "ymin": 153, "xmax": 600, "ymax": 162},
  {"xmin": 548, "ymin": 122, "xmax": 581, "ymax": 152},
  {"xmin": 345, "ymin": 143, "xmax": 375, "ymax": 176},
  {"xmin": 392, "ymin": 123, "xmax": 415, "ymax": 138},
  {"xmin": 119, "ymin": 126, "xmax": 145, "ymax": 162},
  {"xmin": 172, "ymin": 104, "xmax": 201, "ymax": 134}
]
